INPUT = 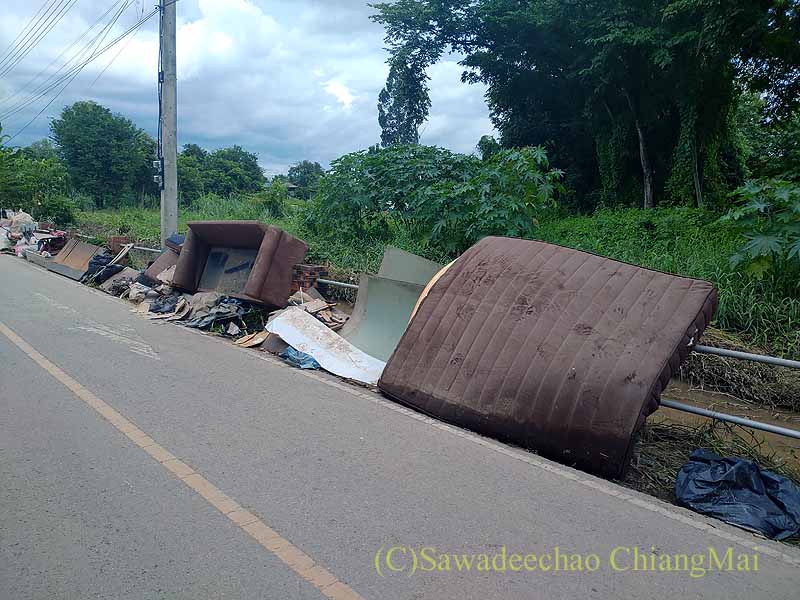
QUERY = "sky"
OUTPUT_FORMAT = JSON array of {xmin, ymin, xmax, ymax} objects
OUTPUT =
[{"xmin": 0, "ymin": 0, "xmax": 495, "ymax": 175}]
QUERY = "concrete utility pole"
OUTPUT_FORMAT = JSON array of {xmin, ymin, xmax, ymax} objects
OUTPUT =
[{"xmin": 159, "ymin": 0, "xmax": 178, "ymax": 248}]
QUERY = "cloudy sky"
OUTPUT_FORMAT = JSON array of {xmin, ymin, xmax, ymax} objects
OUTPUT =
[{"xmin": 0, "ymin": 0, "xmax": 495, "ymax": 175}]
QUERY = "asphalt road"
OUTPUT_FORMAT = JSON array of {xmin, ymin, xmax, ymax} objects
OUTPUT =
[{"xmin": 1, "ymin": 255, "xmax": 798, "ymax": 599}]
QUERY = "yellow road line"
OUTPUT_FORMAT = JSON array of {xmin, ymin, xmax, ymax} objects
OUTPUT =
[{"xmin": 0, "ymin": 321, "xmax": 366, "ymax": 600}]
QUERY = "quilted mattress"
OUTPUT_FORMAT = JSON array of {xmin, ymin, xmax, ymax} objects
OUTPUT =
[{"xmin": 378, "ymin": 237, "xmax": 717, "ymax": 477}]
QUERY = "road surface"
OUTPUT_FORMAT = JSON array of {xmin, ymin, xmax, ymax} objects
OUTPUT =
[{"xmin": 1, "ymin": 255, "xmax": 798, "ymax": 599}]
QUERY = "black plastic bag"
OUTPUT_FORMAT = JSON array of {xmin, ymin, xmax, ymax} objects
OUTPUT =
[
  {"xmin": 93, "ymin": 264, "xmax": 125, "ymax": 284},
  {"xmin": 149, "ymin": 294, "xmax": 181, "ymax": 314},
  {"xmin": 676, "ymin": 449, "xmax": 800, "ymax": 540},
  {"xmin": 81, "ymin": 253, "xmax": 113, "ymax": 282}
]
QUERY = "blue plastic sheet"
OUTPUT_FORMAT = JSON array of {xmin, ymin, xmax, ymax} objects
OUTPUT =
[
  {"xmin": 280, "ymin": 346, "xmax": 321, "ymax": 370},
  {"xmin": 676, "ymin": 449, "xmax": 800, "ymax": 540}
]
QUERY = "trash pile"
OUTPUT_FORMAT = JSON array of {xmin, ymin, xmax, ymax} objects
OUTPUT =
[{"xmin": 1, "ymin": 210, "xmax": 67, "ymax": 258}]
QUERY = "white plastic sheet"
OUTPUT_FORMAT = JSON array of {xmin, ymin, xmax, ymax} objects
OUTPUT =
[{"xmin": 266, "ymin": 307, "xmax": 385, "ymax": 385}]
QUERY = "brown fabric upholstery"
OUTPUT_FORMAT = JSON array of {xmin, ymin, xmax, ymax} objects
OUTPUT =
[
  {"xmin": 142, "ymin": 249, "xmax": 179, "ymax": 284},
  {"xmin": 171, "ymin": 221, "xmax": 308, "ymax": 307},
  {"xmin": 378, "ymin": 237, "xmax": 717, "ymax": 477}
]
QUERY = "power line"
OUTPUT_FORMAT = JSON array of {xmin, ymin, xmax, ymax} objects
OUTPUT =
[
  {"xmin": 0, "ymin": 0, "xmax": 79, "ymax": 78},
  {"xmin": 0, "ymin": 0, "xmax": 54, "ymax": 68},
  {"xmin": 0, "ymin": 0, "xmax": 130, "ymax": 109},
  {"xmin": 90, "ymin": 2, "xmax": 140, "ymax": 88},
  {"xmin": 0, "ymin": 0, "xmax": 133, "ymax": 121},
  {"xmin": 5, "ymin": 7, "xmax": 159, "ymax": 141}
]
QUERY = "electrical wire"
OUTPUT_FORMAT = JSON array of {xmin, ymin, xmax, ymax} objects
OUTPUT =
[
  {"xmin": 5, "ymin": 8, "xmax": 159, "ymax": 141},
  {"xmin": 0, "ymin": 0, "xmax": 80, "ymax": 78},
  {"xmin": 89, "ymin": 2, "xmax": 140, "ymax": 88},
  {"xmin": 0, "ymin": 0, "xmax": 133, "ymax": 121},
  {"xmin": 0, "ymin": 0, "xmax": 54, "ymax": 67},
  {"xmin": 0, "ymin": 0, "xmax": 59, "ymax": 70},
  {"xmin": 0, "ymin": 0, "xmax": 130, "ymax": 108}
]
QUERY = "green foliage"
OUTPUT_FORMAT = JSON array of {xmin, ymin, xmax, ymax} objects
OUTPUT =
[
  {"xmin": 0, "ymin": 126, "xmax": 21, "ymax": 204},
  {"xmin": 476, "ymin": 135, "xmax": 501, "ymax": 160},
  {"xmin": 378, "ymin": 48, "xmax": 432, "ymax": 146},
  {"xmin": 736, "ymin": 93, "xmax": 800, "ymax": 181},
  {"xmin": 251, "ymin": 181, "xmax": 288, "ymax": 217},
  {"xmin": 723, "ymin": 179, "xmax": 800, "ymax": 290},
  {"xmin": 28, "ymin": 195, "xmax": 77, "ymax": 226},
  {"xmin": 177, "ymin": 144, "xmax": 265, "ymax": 205},
  {"xmin": 308, "ymin": 144, "xmax": 479, "ymax": 242},
  {"xmin": 50, "ymin": 101, "xmax": 157, "ymax": 208},
  {"xmin": 287, "ymin": 160, "xmax": 324, "ymax": 199},
  {"xmin": 372, "ymin": 0, "xmax": 799, "ymax": 208},
  {"xmin": 21, "ymin": 138, "xmax": 59, "ymax": 161},
  {"xmin": 308, "ymin": 143, "xmax": 563, "ymax": 254}
]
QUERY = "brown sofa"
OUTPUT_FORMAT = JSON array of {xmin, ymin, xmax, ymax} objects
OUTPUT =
[{"xmin": 171, "ymin": 221, "xmax": 308, "ymax": 307}]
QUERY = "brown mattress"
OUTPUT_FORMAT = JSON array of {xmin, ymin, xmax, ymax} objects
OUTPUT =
[{"xmin": 378, "ymin": 237, "xmax": 717, "ymax": 477}]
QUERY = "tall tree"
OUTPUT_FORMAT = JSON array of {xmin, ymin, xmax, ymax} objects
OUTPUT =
[
  {"xmin": 50, "ymin": 101, "xmax": 157, "ymax": 208},
  {"xmin": 377, "ymin": 49, "xmax": 432, "ymax": 146}
]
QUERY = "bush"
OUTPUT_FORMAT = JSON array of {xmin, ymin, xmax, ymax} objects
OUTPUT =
[
  {"xmin": 722, "ymin": 179, "xmax": 800, "ymax": 294},
  {"xmin": 307, "ymin": 144, "xmax": 564, "ymax": 254},
  {"xmin": 308, "ymin": 144, "xmax": 480, "ymax": 242},
  {"xmin": 250, "ymin": 182, "xmax": 288, "ymax": 218},
  {"xmin": 29, "ymin": 195, "xmax": 77, "ymax": 226}
]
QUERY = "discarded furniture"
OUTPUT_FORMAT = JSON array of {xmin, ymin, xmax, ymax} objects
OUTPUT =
[
  {"xmin": 46, "ymin": 238, "xmax": 104, "ymax": 281},
  {"xmin": 337, "ymin": 247, "xmax": 442, "ymax": 361},
  {"xmin": 171, "ymin": 221, "xmax": 307, "ymax": 307},
  {"xmin": 377, "ymin": 246, "xmax": 443, "ymax": 285},
  {"xmin": 379, "ymin": 237, "xmax": 718, "ymax": 478},
  {"xmin": 339, "ymin": 275, "xmax": 425, "ymax": 361},
  {"xmin": 142, "ymin": 248, "xmax": 179, "ymax": 285}
]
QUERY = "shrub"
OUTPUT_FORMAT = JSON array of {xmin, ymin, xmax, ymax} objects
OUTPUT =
[
  {"xmin": 308, "ymin": 144, "xmax": 564, "ymax": 254},
  {"xmin": 722, "ymin": 179, "xmax": 800, "ymax": 294},
  {"xmin": 29, "ymin": 195, "xmax": 77, "ymax": 226},
  {"xmin": 250, "ymin": 182, "xmax": 288, "ymax": 218}
]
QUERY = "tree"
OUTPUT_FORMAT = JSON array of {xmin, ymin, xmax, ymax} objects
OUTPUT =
[
  {"xmin": 204, "ymin": 145, "xmax": 264, "ymax": 197},
  {"xmin": 0, "ymin": 125, "xmax": 22, "ymax": 205},
  {"xmin": 22, "ymin": 138, "xmax": 59, "ymax": 161},
  {"xmin": 287, "ymin": 160, "xmax": 324, "ymax": 199},
  {"xmin": 377, "ymin": 49, "xmax": 432, "ymax": 146},
  {"xmin": 477, "ymin": 135, "xmax": 500, "ymax": 160},
  {"xmin": 50, "ymin": 101, "xmax": 157, "ymax": 208},
  {"xmin": 177, "ymin": 143, "xmax": 265, "ymax": 204},
  {"xmin": 371, "ymin": 0, "xmax": 800, "ymax": 209}
]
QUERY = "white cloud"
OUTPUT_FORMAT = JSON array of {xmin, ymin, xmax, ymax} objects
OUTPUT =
[
  {"xmin": 0, "ymin": 0, "xmax": 496, "ymax": 171},
  {"xmin": 324, "ymin": 80, "xmax": 356, "ymax": 110}
]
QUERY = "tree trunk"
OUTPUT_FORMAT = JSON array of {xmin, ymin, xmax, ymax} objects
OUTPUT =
[
  {"xmin": 634, "ymin": 118, "xmax": 654, "ymax": 209},
  {"xmin": 692, "ymin": 142, "xmax": 703, "ymax": 208},
  {"xmin": 623, "ymin": 88, "xmax": 654, "ymax": 209}
]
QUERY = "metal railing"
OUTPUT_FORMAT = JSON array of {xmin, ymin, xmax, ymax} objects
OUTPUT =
[{"xmin": 663, "ymin": 343, "xmax": 800, "ymax": 439}]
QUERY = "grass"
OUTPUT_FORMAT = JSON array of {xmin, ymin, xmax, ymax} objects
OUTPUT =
[{"xmin": 625, "ymin": 420, "xmax": 800, "ymax": 535}]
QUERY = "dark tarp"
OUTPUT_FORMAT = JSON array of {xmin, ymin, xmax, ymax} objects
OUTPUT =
[
  {"xmin": 171, "ymin": 221, "xmax": 308, "ymax": 307},
  {"xmin": 676, "ymin": 449, "xmax": 800, "ymax": 540},
  {"xmin": 378, "ymin": 237, "xmax": 718, "ymax": 477}
]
